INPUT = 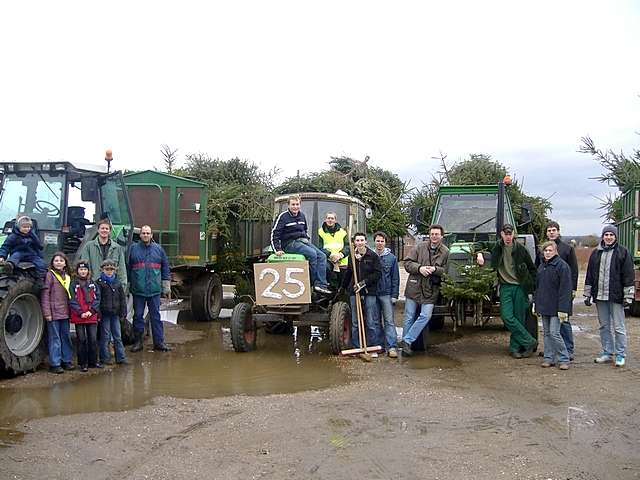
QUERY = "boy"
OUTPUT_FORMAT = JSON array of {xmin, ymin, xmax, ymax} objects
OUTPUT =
[
  {"xmin": 0, "ymin": 215, "xmax": 46, "ymax": 274},
  {"xmin": 96, "ymin": 259, "xmax": 129, "ymax": 365}
]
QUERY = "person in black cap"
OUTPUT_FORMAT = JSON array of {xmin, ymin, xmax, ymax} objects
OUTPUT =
[
  {"xmin": 584, "ymin": 224, "xmax": 634, "ymax": 367},
  {"xmin": 477, "ymin": 224, "xmax": 537, "ymax": 358}
]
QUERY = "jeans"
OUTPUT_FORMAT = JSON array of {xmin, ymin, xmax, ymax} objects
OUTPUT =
[
  {"xmin": 284, "ymin": 239, "xmax": 329, "ymax": 288},
  {"xmin": 350, "ymin": 295, "xmax": 382, "ymax": 348},
  {"xmin": 560, "ymin": 320, "xmax": 574, "ymax": 355},
  {"xmin": 99, "ymin": 313, "xmax": 127, "ymax": 363},
  {"xmin": 595, "ymin": 301, "xmax": 627, "ymax": 357},
  {"xmin": 376, "ymin": 295, "xmax": 397, "ymax": 348},
  {"xmin": 541, "ymin": 315, "xmax": 570, "ymax": 364},
  {"xmin": 7, "ymin": 251, "xmax": 47, "ymax": 274},
  {"xmin": 402, "ymin": 298, "xmax": 434, "ymax": 345},
  {"xmin": 76, "ymin": 323, "xmax": 98, "ymax": 367},
  {"xmin": 47, "ymin": 319, "xmax": 73, "ymax": 367},
  {"xmin": 133, "ymin": 295, "xmax": 163, "ymax": 345}
]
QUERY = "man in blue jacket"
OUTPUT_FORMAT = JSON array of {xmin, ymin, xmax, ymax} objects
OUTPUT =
[
  {"xmin": 128, "ymin": 225, "xmax": 171, "ymax": 353},
  {"xmin": 373, "ymin": 232, "xmax": 400, "ymax": 358},
  {"xmin": 271, "ymin": 194, "xmax": 331, "ymax": 295}
]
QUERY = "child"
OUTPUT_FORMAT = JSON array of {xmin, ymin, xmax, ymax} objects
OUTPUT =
[
  {"xmin": 96, "ymin": 259, "xmax": 129, "ymax": 365},
  {"xmin": 69, "ymin": 260, "xmax": 101, "ymax": 372},
  {"xmin": 40, "ymin": 252, "xmax": 74, "ymax": 373},
  {"xmin": 0, "ymin": 215, "xmax": 46, "ymax": 275}
]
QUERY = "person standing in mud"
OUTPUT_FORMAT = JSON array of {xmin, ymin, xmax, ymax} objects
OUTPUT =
[
  {"xmin": 584, "ymin": 225, "xmax": 634, "ymax": 368},
  {"xmin": 77, "ymin": 218, "xmax": 128, "ymax": 290},
  {"xmin": 535, "ymin": 221, "xmax": 578, "ymax": 360},
  {"xmin": 477, "ymin": 224, "xmax": 537, "ymax": 358},
  {"xmin": 342, "ymin": 232, "xmax": 382, "ymax": 351},
  {"xmin": 373, "ymin": 231, "xmax": 400, "ymax": 358},
  {"xmin": 401, "ymin": 224, "xmax": 449, "ymax": 356}
]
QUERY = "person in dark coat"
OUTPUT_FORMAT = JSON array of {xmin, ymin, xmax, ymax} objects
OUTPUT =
[
  {"xmin": 0, "ymin": 215, "xmax": 46, "ymax": 274},
  {"xmin": 534, "ymin": 241, "xmax": 572, "ymax": 370},
  {"xmin": 584, "ymin": 224, "xmax": 634, "ymax": 368},
  {"xmin": 40, "ymin": 252, "xmax": 74, "ymax": 373},
  {"xmin": 96, "ymin": 259, "xmax": 128, "ymax": 365},
  {"xmin": 535, "ymin": 221, "xmax": 579, "ymax": 359},
  {"xmin": 342, "ymin": 232, "xmax": 382, "ymax": 350},
  {"xmin": 70, "ymin": 260, "xmax": 102, "ymax": 372}
]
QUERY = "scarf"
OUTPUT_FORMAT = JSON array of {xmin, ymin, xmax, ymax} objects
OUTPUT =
[
  {"xmin": 100, "ymin": 272, "xmax": 117, "ymax": 285},
  {"xmin": 51, "ymin": 269, "xmax": 70, "ymax": 298}
]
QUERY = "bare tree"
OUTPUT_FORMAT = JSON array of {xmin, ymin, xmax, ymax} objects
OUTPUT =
[{"xmin": 160, "ymin": 144, "xmax": 179, "ymax": 174}]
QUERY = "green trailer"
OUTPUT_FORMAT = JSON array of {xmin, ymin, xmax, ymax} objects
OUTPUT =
[{"xmin": 615, "ymin": 187, "xmax": 640, "ymax": 316}]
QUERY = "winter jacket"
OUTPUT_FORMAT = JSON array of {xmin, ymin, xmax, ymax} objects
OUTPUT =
[
  {"xmin": 376, "ymin": 247, "xmax": 400, "ymax": 298},
  {"xmin": 128, "ymin": 241, "xmax": 170, "ymax": 297},
  {"xmin": 584, "ymin": 241, "xmax": 634, "ymax": 304},
  {"xmin": 404, "ymin": 241, "xmax": 449, "ymax": 304},
  {"xmin": 318, "ymin": 223, "xmax": 349, "ymax": 267},
  {"xmin": 40, "ymin": 270, "xmax": 71, "ymax": 320},
  {"xmin": 534, "ymin": 255, "xmax": 572, "ymax": 316},
  {"xmin": 535, "ymin": 237, "xmax": 578, "ymax": 291},
  {"xmin": 490, "ymin": 241, "xmax": 536, "ymax": 294},
  {"xmin": 342, "ymin": 247, "xmax": 382, "ymax": 296},
  {"xmin": 77, "ymin": 237, "xmax": 128, "ymax": 288},
  {"xmin": 270, "ymin": 209, "xmax": 309, "ymax": 252},
  {"xmin": 69, "ymin": 278, "xmax": 101, "ymax": 324},
  {"xmin": 96, "ymin": 276, "xmax": 127, "ymax": 317},
  {"xmin": 0, "ymin": 225, "xmax": 43, "ymax": 260}
]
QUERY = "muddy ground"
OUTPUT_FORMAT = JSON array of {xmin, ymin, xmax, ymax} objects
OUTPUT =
[{"xmin": 1, "ymin": 301, "xmax": 639, "ymax": 480}]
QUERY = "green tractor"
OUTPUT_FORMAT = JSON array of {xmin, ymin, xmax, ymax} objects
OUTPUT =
[{"xmin": 0, "ymin": 160, "xmax": 135, "ymax": 374}]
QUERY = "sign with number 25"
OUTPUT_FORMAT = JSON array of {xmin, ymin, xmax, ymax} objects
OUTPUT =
[{"xmin": 254, "ymin": 261, "xmax": 311, "ymax": 305}]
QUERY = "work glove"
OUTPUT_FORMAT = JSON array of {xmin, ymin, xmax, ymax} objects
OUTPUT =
[
  {"xmin": 572, "ymin": 290, "xmax": 576, "ymax": 299},
  {"xmin": 161, "ymin": 280, "xmax": 171, "ymax": 296},
  {"xmin": 528, "ymin": 294, "xmax": 534, "ymax": 305},
  {"xmin": 353, "ymin": 281, "xmax": 366, "ymax": 294},
  {"xmin": 584, "ymin": 296, "xmax": 592, "ymax": 307},
  {"xmin": 624, "ymin": 297, "xmax": 633, "ymax": 307},
  {"xmin": 391, "ymin": 297, "xmax": 398, "ymax": 305},
  {"xmin": 558, "ymin": 312, "xmax": 568, "ymax": 323}
]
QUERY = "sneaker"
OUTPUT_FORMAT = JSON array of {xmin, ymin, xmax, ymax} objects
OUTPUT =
[
  {"xmin": 80, "ymin": 366, "xmax": 89, "ymax": 373},
  {"xmin": 615, "ymin": 355, "xmax": 626, "ymax": 367},
  {"xmin": 540, "ymin": 362, "xmax": 554, "ymax": 368},
  {"xmin": 511, "ymin": 351, "xmax": 524, "ymax": 359},
  {"xmin": 594, "ymin": 353, "xmax": 612, "ymax": 364},
  {"xmin": 153, "ymin": 344, "xmax": 172, "ymax": 352},
  {"xmin": 313, "ymin": 285, "xmax": 333, "ymax": 295},
  {"xmin": 49, "ymin": 366, "xmax": 64, "ymax": 374},
  {"xmin": 61, "ymin": 363, "xmax": 75, "ymax": 371},
  {"xmin": 370, "ymin": 352, "xmax": 379, "ymax": 358},
  {"xmin": 116, "ymin": 358, "xmax": 130, "ymax": 365},
  {"xmin": 401, "ymin": 341, "xmax": 413, "ymax": 357},
  {"xmin": 388, "ymin": 348, "xmax": 398, "ymax": 359},
  {"xmin": 558, "ymin": 363, "xmax": 570, "ymax": 370},
  {"xmin": 90, "ymin": 363, "xmax": 104, "ymax": 369}
]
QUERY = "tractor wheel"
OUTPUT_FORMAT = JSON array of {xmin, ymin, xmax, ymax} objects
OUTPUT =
[
  {"xmin": 0, "ymin": 277, "xmax": 46, "ymax": 374},
  {"xmin": 230, "ymin": 302, "xmax": 256, "ymax": 352},
  {"xmin": 329, "ymin": 301, "xmax": 351, "ymax": 354},
  {"xmin": 191, "ymin": 272, "xmax": 223, "ymax": 322}
]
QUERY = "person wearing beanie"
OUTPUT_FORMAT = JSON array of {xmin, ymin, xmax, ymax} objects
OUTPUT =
[
  {"xmin": 69, "ymin": 260, "xmax": 101, "ymax": 372},
  {"xmin": 584, "ymin": 224, "xmax": 634, "ymax": 367},
  {"xmin": 0, "ymin": 215, "xmax": 46, "ymax": 275},
  {"xmin": 96, "ymin": 259, "xmax": 129, "ymax": 366}
]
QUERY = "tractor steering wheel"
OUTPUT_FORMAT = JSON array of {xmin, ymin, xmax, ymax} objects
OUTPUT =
[{"xmin": 34, "ymin": 200, "xmax": 60, "ymax": 217}]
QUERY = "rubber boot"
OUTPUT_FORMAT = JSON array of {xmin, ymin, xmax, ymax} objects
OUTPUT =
[{"xmin": 130, "ymin": 331, "xmax": 144, "ymax": 353}]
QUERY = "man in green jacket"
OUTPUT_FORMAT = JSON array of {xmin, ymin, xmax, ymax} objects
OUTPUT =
[
  {"xmin": 477, "ymin": 224, "xmax": 537, "ymax": 358},
  {"xmin": 77, "ymin": 218, "xmax": 128, "ymax": 290}
]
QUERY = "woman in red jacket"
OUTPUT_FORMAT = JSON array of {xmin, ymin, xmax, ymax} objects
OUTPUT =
[{"xmin": 69, "ymin": 260, "xmax": 101, "ymax": 372}]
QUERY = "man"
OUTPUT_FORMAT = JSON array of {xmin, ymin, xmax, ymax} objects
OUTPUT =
[
  {"xmin": 271, "ymin": 194, "xmax": 331, "ymax": 294},
  {"xmin": 342, "ymin": 232, "xmax": 382, "ymax": 351},
  {"xmin": 477, "ymin": 224, "xmax": 537, "ymax": 358},
  {"xmin": 373, "ymin": 231, "xmax": 400, "ymax": 358},
  {"xmin": 128, "ymin": 225, "xmax": 171, "ymax": 352},
  {"xmin": 535, "ymin": 221, "xmax": 578, "ymax": 359},
  {"xmin": 77, "ymin": 218, "xmax": 128, "ymax": 290},
  {"xmin": 584, "ymin": 224, "xmax": 634, "ymax": 367},
  {"xmin": 318, "ymin": 211, "xmax": 349, "ymax": 286},
  {"xmin": 401, "ymin": 224, "xmax": 449, "ymax": 356}
]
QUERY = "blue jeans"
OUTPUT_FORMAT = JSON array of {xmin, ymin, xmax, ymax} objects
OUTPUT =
[
  {"xmin": 47, "ymin": 319, "xmax": 73, "ymax": 367},
  {"xmin": 99, "ymin": 313, "xmax": 127, "ymax": 363},
  {"xmin": 560, "ymin": 320, "xmax": 574, "ymax": 355},
  {"xmin": 284, "ymin": 239, "xmax": 329, "ymax": 288},
  {"xmin": 376, "ymin": 295, "xmax": 397, "ymax": 348},
  {"xmin": 133, "ymin": 295, "xmax": 164, "ymax": 345},
  {"xmin": 595, "ymin": 301, "xmax": 627, "ymax": 357},
  {"xmin": 402, "ymin": 298, "xmax": 434, "ymax": 345},
  {"xmin": 8, "ymin": 252, "xmax": 47, "ymax": 274},
  {"xmin": 350, "ymin": 295, "xmax": 382, "ymax": 348},
  {"xmin": 541, "ymin": 315, "xmax": 570, "ymax": 364}
]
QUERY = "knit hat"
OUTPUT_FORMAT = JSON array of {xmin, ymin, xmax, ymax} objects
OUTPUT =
[
  {"xmin": 17, "ymin": 216, "xmax": 32, "ymax": 227},
  {"xmin": 75, "ymin": 260, "xmax": 90, "ymax": 272},
  {"xmin": 101, "ymin": 259, "xmax": 117, "ymax": 269},
  {"xmin": 601, "ymin": 224, "xmax": 618, "ymax": 238}
]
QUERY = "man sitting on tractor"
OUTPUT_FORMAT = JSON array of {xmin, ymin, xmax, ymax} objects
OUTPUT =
[
  {"xmin": 318, "ymin": 211, "xmax": 349, "ymax": 287},
  {"xmin": 271, "ymin": 194, "xmax": 332, "ymax": 295}
]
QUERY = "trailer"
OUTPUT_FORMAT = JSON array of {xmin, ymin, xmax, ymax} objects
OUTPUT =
[{"xmin": 615, "ymin": 187, "xmax": 640, "ymax": 316}]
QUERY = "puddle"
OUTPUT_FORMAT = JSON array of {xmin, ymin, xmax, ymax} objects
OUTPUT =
[{"xmin": 0, "ymin": 318, "xmax": 350, "ymax": 427}]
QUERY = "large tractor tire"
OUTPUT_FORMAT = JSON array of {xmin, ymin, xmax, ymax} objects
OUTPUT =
[
  {"xmin": 629, "ymin": 300, "xmax": 640, "ymax": 317},
  {"xmin": 191, "ymin": 272, "xmax": 223, "ymax": 322},
  {"xmin": 0, "ymin": 277, "xmax": 46, "ymax": 374},
  {"xmin": 230, "ymin": 302, "xmax": 256, "ymax": 352},
  {"xmin": 329, "ymin": 301, "xmax": 351, "ymax": 354}
]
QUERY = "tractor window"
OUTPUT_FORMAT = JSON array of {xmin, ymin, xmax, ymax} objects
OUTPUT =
[
  {"xmin": 0, "ymin": 173, "xmax": 64, "ymax": 230},
  {"xmin": 435, "ymin": 194, "xmax": 499, "ymax": 234},
  {"xmin": 99, "ymin": 174, "xmax": 132, "ymax": 229}
]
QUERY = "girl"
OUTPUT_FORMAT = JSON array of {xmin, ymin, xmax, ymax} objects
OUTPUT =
[
  {"xmin": 69, "ymin": 260, "xmax": 101, "ymax": 372},
  {"xmin": 40, "ymin": 252, "xmax": 74, "ymax": 373},
  {"xmin": 534, "ymin": 241, "xmax": 572, "ymax": 370}
]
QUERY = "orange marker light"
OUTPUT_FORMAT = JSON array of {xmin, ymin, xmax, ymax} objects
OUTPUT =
[{"xmin": 503, "ymin": 175, "xmax": 512, "ymax": 185}]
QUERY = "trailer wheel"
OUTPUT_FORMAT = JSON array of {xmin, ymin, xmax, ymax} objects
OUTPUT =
[
  {"xmin": 329, "ymin": 301, "xmax": 351, "ymax": 354},
  {"xmin": 0, "ymin": 278, "xmax": 46, "ymax": 374},
  {"xmin": 230, "ymin": 302, "xmax": 256, "ymax": 352},
  {"xmin": 191, "ymin": 273, "xmax": 223, "ymax": 322}
]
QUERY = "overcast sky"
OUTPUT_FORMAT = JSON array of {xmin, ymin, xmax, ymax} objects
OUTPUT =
[{"xmin": 1, "ymin": 1, "xmax": 638, "ymax": 236}]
